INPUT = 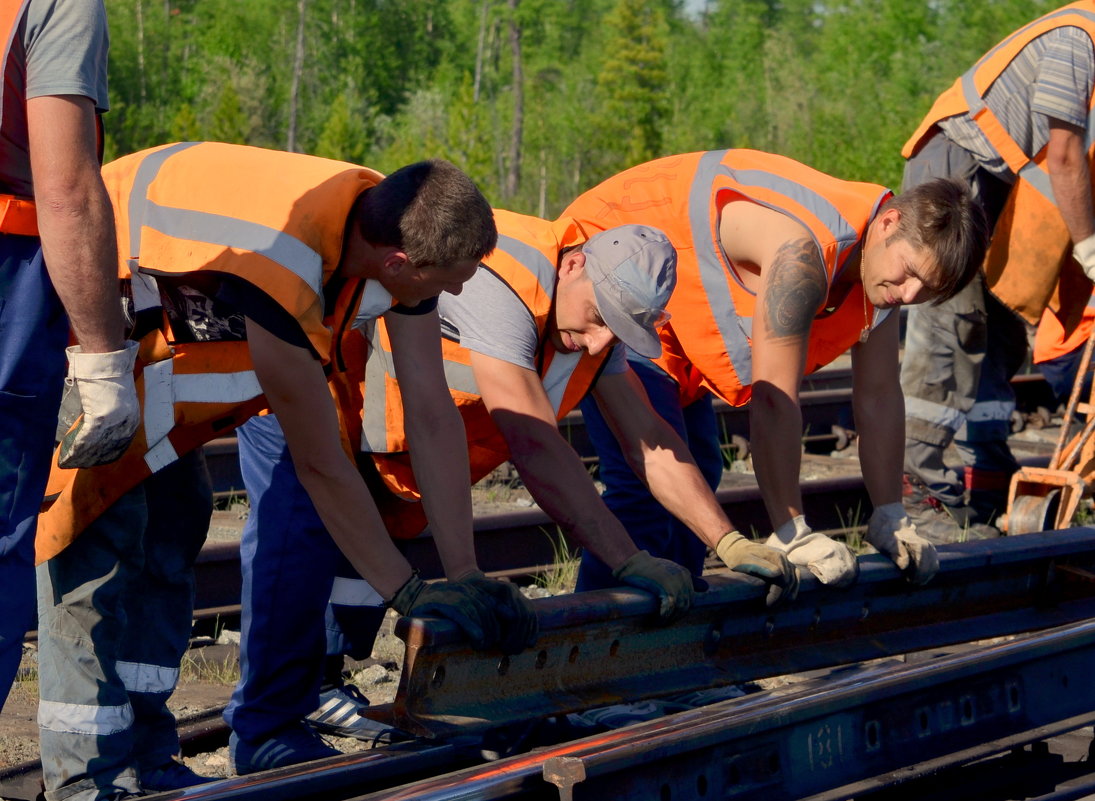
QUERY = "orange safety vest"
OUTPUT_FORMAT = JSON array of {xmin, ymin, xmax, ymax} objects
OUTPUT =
[
  {"xmin": 1035, "ymin": 291, "xmax": 1095, "ymax": 363},
  {"xmin": 359, "ymin": 210, "xmax": 613, "ymax": 538},
  {"xmin": 903, "ymin": 1, "xmax": 1095, "ymax": 330},
  {"xmin": 36, "ymin": 142, "xmax": 383, "ymax": 562},
  {"xmin": 562, "ymin": 150, "xmax": 890, "ymax": 407},
  {"xmin": 0, "ymin": 0, "xmax": 37, "ymax": 236}
]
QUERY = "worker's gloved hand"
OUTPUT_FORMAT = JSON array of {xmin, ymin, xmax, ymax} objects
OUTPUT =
[
  {"xmin": 866, "ymin": 503, "xmax": 939, "ymax": 585},
  {"xmin": 389, "ymin": 573, "xmax": 501, "ymax": 650},
  {"xmin": 456, "ymin": 571, "xmax": 538, "ymax": 654},
  {"xmin": 57, "ymin": 341, "xmax": 140, "ymax": 469},
  {"xmin": 612, "ymin": 550, "xmax": 693, "ymax": 624},
  {"xmin": 1074, "ymin": 233, "xmax": 1095, "ymax": 282},
  {"xmin": 765, "ymin": 515, "xmax": 858, "ymax": 587},
  {"xmin": 715, "ymin": 531, "xmax": 799, "ymax": 606}
]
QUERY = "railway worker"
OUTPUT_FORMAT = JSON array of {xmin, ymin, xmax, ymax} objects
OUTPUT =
[
  {"xmin": 235, "ymin": 212, "xmax": 800, "ymax": 751},
  {"xmin": 900, "ymin": 1, "xmax": 1095, "ymax": 542},
  {"xmin": 34, "ymin": 142, "xmax": 532, "ymax": 796},
  {"xmin": 359, "ymin": 213, "xmax": 799, "ymax": 605},
  {"xmin": 561, "ymin": 149, "xmax": 990, "ymax": 590},
  {"xmin": 0, "ymin": 0, "xmax": 140, "ymax": 713}
]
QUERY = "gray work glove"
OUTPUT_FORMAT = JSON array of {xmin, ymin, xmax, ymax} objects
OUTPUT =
[
  {"xmin": 389, "ymin": 574, "xmax": 501, "ymax": 650},
  {"xmin": 715, "ymin": 531, "xmax": 799, "ymax": 606},
  {"xmin": 456, "ymin": 570, "xmax": 538, "ymax": 654},
  {"xmin": 866, "ymin": 503, "xmax": 939, "ymax": 585},
  {"xmin": 766, "ymin": 515, "xmax": 858, "ymax": 588},
  {"xmin": 612, "ymin": 550, "xmax": 694, "ymax": 624},
  {"xmin": 57, "ymin": 341, "xmax": 140, "ymax": 468}
]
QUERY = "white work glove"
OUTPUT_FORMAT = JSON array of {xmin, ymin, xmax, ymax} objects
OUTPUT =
[
  {"xmin": 765, "ymin": 515, "xmax": 858, "ymax": 587},
  {"xmin": 715, "ymin": 531, "xmax": 799, "ymax": 606},
  {"xmin": 865, "ymin": 503, "xmax": 939, "ymax": 586},
  {"xmin": 57, "ymin": 341, "xmax": 140, "ymax": 468},
  {"xmin": 1074, "ymin": 233, "xmax": 1095, "ymax": 282}
]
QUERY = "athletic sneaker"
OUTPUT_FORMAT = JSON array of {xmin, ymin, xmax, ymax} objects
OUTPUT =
[
  {"xmin": 140, "ymin": 757, "xmax": 215, "ymax": 791},
  {"xmin": 306, "ymin": 683, "xmax": 411, "ymax": 744},
  {"xmin": 230, "ymin": 722, "xmax": 341, "ymax": 775}
]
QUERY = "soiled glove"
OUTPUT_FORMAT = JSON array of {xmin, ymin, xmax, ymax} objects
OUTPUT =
[
  {"xmin": 766, "ymin": 515, "xmax": 858, "ymax": 587},
  {"xmin": 457, "ymin": 571, "xmax": 538, "ymax": 654},
  {"xmin": 57, "ymin": 341, "xmax": 140, "ymax": 469},
  {"xmin": 715, "ymin": 531, "xmax": 799, "ymax": 606},
  {"xmin": 612, "ymin": 550, "xmax": 694, "ymax": 624},
  {"xmin": 1074, "ymin": 233, "xmax": 1095, "ymax": 282},
  {"xmin": 389, "ymin": 574, "xmax": 501, "ymax": 650},
  {"xmin": 866, "ymin": 503, "xmax": 939, "ymax": 585}
]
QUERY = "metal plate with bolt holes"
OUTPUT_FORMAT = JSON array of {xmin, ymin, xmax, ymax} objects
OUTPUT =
[{"xmin": 384, "ymin": 529, "xmax": 1095, "ymax": 739}]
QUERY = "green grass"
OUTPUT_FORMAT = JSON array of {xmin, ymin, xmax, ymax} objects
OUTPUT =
[{"xmin": 534, "ymin": 527, "xmax": 580, "ymax": 595}]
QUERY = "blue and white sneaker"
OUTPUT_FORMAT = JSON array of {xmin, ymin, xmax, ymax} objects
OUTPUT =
[
  {"xmin": 230, "ymin": 722, "xmax": 341, "ymax": 775},
  {"xmin": 306, "ymin": 683, "xmax": 411, "ymax": 744}
]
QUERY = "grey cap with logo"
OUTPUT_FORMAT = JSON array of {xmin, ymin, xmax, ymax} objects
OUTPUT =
[{"xmin": 581, "ymin": 225, "xmax": 677, "ymax": 358}]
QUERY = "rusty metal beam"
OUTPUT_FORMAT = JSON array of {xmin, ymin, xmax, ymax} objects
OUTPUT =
[
  {"xmin": 349, "ymin": 621, "xmax": 1095, "ymax": 800},
  {"xmin": 382, "ymin": 529, "xmax": 1095, "ymax": 739}
]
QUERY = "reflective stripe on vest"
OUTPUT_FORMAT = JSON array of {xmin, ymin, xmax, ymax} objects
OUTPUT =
[
  {"xmin": 107, "ymin": 142, "xmax": 382, "ymax": 358},
  {"xmin": 903, "ymin": 3, "xmax": 1095, "ymax": 166},
  {"xmin": 37, "ymin": 335, "xmax": 269, "ymax": 563},
  {"xmin": 361, "ymin": 216, "xmax": 600, "ymax": 454},
  {"xmin": 563, "ymin": 150, "xmax": 888, "ymax": 406}
]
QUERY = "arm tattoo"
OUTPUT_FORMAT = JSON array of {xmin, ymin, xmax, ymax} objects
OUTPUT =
[{"xmin": 763, "ymin": 237, "xmax": 826, "ymax": 339}]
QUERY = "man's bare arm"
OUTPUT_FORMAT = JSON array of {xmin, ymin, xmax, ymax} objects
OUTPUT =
[
  {"xmin": 850, "ymin": 311, "xmax": 903, "ymax": 506},
  {"xmin": 28, "ymin": 95, "xmax": 124, "ymax": 353},
  {"xmin": 590, "ymin": 369, "xmax": 734, "ymax": 549},
  {"xmin": 386, "ymin": 309, "xmax": 478, "ymax": 580},
  {"xmin": 470, "ymin": 351, "xmax": 639, "ymax": 570},
  {"xmin": 749, "ymin": 236, "xmax": 826, "ymax": 530},
  {"xmin": 1046, "ymin": 119, "xmax": 1095, "ymax": 244},
  {"xmin": 246, "ymin": 318, "xmax": 414, "ymax": 599}
]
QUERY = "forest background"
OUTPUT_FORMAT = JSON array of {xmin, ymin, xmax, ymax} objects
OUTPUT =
[{"xmin": 105, "ymin": 0, "xmax": 1058, "ymax": 218}]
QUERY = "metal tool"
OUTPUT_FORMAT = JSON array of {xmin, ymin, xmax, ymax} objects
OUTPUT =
[{"xmin": 1005, "ymin": 319, "xmax": 1095, "ymax": 534}]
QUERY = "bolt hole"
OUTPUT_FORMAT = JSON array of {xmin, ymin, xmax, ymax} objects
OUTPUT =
[
  {"xmin": 568, "ymin": 646, "xmax": 580, "ymax": 664},
  {"xmin": 866, "ymin": 720, "xmax": 880, "ymax": 749},
  {"xmin": 609, "ymin": 640, "xmax": 620, "ymax": 657},
  {"xmin": 497, "ymin": 656, "xmax": 509, "ymax": 676},
  {"xmin": 535, "ymin": 650, "xmax": 548, "ymax": 669},
  {"xmin": 961, "ymin": 697, "xmax": 974, "ymax": 722},
  {"xmin": 431, "ymin": 665, "xmax": 445, "ymax": 689}
]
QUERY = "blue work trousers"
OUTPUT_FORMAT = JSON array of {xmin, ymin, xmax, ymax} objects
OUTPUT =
[
  {"xmin": 575, "ymin": 356, "xmax": 722, "ymax": 591},
  {"xmin": 224, "ymin": 414, "xmax": 384, "ymax": 743},
  {"xmin": 0, "ymin": 234, "xmax": 67, "ymax": 711},
  {"xmin": 36, "ymin": 450, "xmax": 211, "ymax": 801}
]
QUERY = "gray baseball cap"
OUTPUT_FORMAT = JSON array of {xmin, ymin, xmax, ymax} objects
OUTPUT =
[{"xmin": 582, "ymin": 225, "xmax": 677, "ymax": 358}]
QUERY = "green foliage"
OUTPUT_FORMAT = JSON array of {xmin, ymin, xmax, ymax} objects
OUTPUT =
[{"xmin": 102, "ymin": 0, "xmax": 1063, "ymax": 215}]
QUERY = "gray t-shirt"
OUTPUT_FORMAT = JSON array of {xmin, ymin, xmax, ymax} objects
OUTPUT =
[
  {"xmin": 1, "ymin": 0, "xmax": 110, "ymax": 196},
  {"xmin": 438, "ymin": 265, "xmax": 626, "ymax": 375},
  {"xmin": 939, "ymin": 26, "xmax": 1095, "ymax": 180}
]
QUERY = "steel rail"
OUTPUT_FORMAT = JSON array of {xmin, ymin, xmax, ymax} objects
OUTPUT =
[
  {"xmin": 338, "ymin": 621, "xmax": 1095, "ymax": 801},
  {"xmin": 383, "ymin": 528, "xmax": 1095, "ymax": 739},
  {"xmin": 191, "ymin": 474, "xmax": 873, "ymax": 619},
  {"xmin": 200, "ymin": 371, "xmax": 1058, "ymax": 498}
]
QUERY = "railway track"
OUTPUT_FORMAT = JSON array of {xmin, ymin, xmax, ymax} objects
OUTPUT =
[
  {"xmin": 4, "ymin": 369, "xmax": 1082, "ymax": 800},
  {"xmin": 7, "ymin": 529, "xmax": 1095, "ymax": 801}
]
